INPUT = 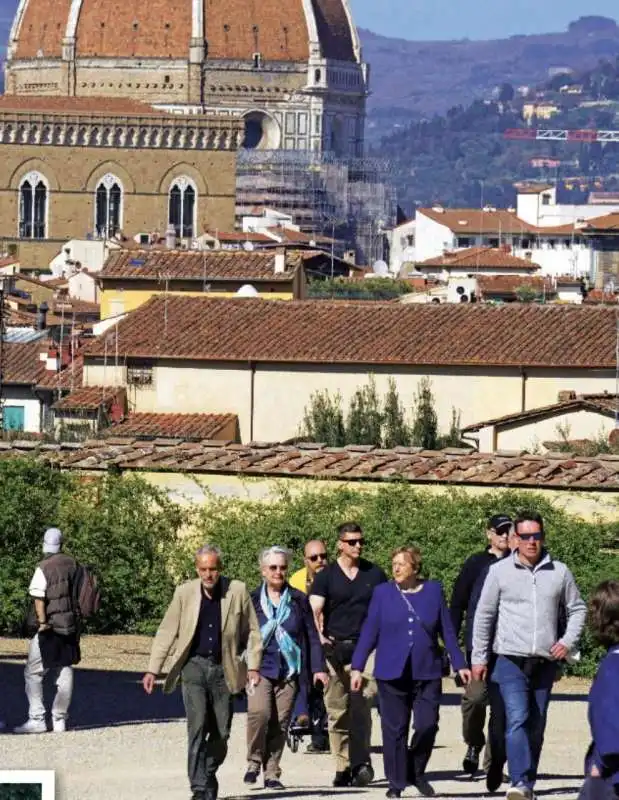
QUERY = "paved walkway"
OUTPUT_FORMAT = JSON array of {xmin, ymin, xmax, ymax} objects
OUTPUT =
[{"xmin": 0, "ymin": 637, "xmax": 589, "ymax": 800}]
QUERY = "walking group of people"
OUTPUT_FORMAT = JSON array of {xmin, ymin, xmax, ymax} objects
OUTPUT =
[{"xmin": 9, "ymin": 515, "xmax": 619, "ymax": 800}]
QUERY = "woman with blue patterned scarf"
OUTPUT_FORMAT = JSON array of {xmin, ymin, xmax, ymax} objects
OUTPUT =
[{"xmin": 244, "ymin": 546, "xmax": 329, "ymax": 790}]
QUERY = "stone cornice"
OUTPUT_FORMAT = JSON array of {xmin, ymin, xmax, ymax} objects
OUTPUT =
[{"xmin": 0, "ymin": 109, "xmax": 244, "ymax": 150}]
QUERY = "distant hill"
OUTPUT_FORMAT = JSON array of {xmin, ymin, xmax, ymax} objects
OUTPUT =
[{"xmin": 362, "ymin": 15, "xmax": 619, "ymax": 127}]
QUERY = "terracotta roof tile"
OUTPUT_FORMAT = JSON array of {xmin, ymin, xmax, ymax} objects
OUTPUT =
[
  {"xmin": 463, "ymin": 393, "xmax": 619, "ymax": 432},
  {"xmin": 418, "ymin": 247, "xmax": 541, "ymax": 270},
  {"xmin": 36, "ymin": 355, "xmax": 84, "ymax": 391},
  {"xmin": 204, "ymin": 231, "xmax": 273, "ymax": 244},
  {"xmin": 11, "ymin": 0, "xmax": 357, "ymax": 67},
  {"xmin": 476, "ymin": 275, "xmax": 553, "ymax": 297},
  {"xmin": 0, "ymin": 96, "xmax": 165, "ymax": 117},
  {"xmin": 84, "ymin": 295, "xmax": 618, "ymax": 368},
  {"xmin": 581, "ymin": 213, "xmax": 619, "ymax": 232},
  {"xmin": 2, "ymin": 440, "xmax": 619, "ymax": 491},
  {"xmin": 2, "ymin": 341, "xmax": 44, "ymax": 385},
  {"xmin": 418, "ymin": 208, "xmax": 583, "ymax": 237},
  {"xmin": 52, "ymin": 385, "xmax": 123, "ymax": 411},
  {"xmin": 107, "ymin": 412, "xmax": 238, "ymax": 440},
  {"xmin": 99, "ymin": 248, "xmax": 311, "ymax": 282}
]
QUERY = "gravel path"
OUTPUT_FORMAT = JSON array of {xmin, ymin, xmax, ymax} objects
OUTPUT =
[{"xmin": 1, "ymin": 637, "xmax": 590, "ymax": 800}]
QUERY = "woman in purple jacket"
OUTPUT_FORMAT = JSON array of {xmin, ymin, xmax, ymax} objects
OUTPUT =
[
  {"xmin": 351, "ymin": 546, "xmax": 470, "ymax": 798},
  {"xmin": 579, "ymin": 580, "xmax": 619, "ymax": 800}
]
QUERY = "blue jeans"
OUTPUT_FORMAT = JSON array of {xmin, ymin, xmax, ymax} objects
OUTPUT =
[{"xmin": 491, "ymin": 655, "xmax": 557, "ymax": 789}]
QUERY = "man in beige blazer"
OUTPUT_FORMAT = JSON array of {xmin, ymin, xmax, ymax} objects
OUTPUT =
[{"xmin": 143, "ymin": 545, "xmax": 262, "ymax": 800}]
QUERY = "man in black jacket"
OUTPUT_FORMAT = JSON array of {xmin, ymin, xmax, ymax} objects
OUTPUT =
[{"xmin": 450, "ymin": 514, "xmax": 512, "ymax": 783}]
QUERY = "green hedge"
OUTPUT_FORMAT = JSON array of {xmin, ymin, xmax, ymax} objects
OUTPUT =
[
  {"xmin": 0, "ymin": 459, "xmax": 187, "ymax": 635},
  {"xmin": 190, "ymin": 482, "xmax": 619, "ymax": 678},
  {"xmin": 1, "ymin": 458, "xmax": 618, "ymax": 677}
]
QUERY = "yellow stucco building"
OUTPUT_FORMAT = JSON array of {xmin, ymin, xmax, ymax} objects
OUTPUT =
[
  {"xmin": 77, "ymin": 296, "xmax": 619, "ymax": 446},
  {"xmin": 98, "ymin": 247, "xmax": 356, "ymax": 318}
]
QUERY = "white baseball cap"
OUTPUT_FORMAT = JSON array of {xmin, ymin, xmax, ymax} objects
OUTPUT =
[{"xmin": 43, "ymin": 528, "xmax": 63, "ymax": 554}]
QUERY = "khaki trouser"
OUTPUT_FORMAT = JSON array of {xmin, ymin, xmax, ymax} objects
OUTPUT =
[
  {"xmin": 25, "ymin": 633, "xmax": 73, "ymax": 724},
  {"xmin": 246, "ymin": 677, "xmax": 297, "ymax": 780},
  {"xmin": 324, "ymin": 655, "xmax": 376, "ymax": 773}
]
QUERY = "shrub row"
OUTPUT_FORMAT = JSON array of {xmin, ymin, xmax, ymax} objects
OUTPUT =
[{"xmin": 1, "ymin": 458, "xmax": 617, "ymax": 677}]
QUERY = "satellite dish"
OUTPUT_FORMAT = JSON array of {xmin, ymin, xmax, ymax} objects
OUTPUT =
[
  {"xmin": 236, "ymin": 284, "xmax": 259, "ymax": 298},
  {"xmin": 243, "ymin": 241, "xmax": 255, "ymax": 251},
  {"xmin": 372, "ymin": 260, "xmax": 389, "ymax": 276}
]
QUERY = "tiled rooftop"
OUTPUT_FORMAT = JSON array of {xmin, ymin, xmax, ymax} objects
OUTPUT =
[
  {"xmin": 3, "ymin": 341, "xmax": 45, "ymax": 385},
  {"xmin": 85, "ymin": 295, "xmax": 619, "ymax": 368},
  {"xmin": 0, "ymin": 95, "xmax": 165, "ymax": 117},
  {"xmin": 418, "ymin": 247, "xmax": 541, "ymax": 270},
  {"xmin": 476, "ymin": 275, "xmax": 553, "ymax": 296},
  {"xmin": 463, "ymin": 393, "xmax": 619, "ymax": 432},
  {"xmin": 99, "ymin": 248, "xmax": 314, "ymax": 282},
  {"xmin": 52, "ymin": 385, "xmax": 123, "ymax": 411},
  {"xmin": 1, "ymin": 440, "xmax": 619, "ymax": 491},
  {"xmin": 419, "ymin": 208, "xmax": 580, "ymax": 237},
  {"xmin": 106, "ymin": 412, "xmax": 238, "ymax": 440}
]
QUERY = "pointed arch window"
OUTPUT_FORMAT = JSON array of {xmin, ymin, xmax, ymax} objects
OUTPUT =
[
  {"xmin": 19, "ymin": 171, "xmax": 48, "ymax": 239},
  {"xmin": 95, "ymin": 174, "xmax": 123, "ymax": 238},
  {"xmin": 168, "ymin": 177, "xmax": 196, "ymax": 239}
]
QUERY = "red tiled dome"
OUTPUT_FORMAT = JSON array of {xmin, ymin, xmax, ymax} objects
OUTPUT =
[{"xmin": 10, "ymin": 0, "xmax": 357, "ymax": 62}]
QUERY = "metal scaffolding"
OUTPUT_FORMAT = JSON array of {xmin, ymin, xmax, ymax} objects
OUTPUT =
[{"xmin": 235, "ymin": 150, "xmax": 396, "ymax": 265}]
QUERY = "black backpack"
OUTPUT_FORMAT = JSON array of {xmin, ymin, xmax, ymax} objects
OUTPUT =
[{"xmin": 72, "ymin": 563, "xmax": 102, "ymax": 618}]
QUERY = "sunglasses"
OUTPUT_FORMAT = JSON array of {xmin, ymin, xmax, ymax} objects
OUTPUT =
[
  {"xmin": 308, "ymin": 553, "xmax": 328, "ymax": 562},
  {"xmin": 518, "ymin": 532, "xmax": 543, "ymax": 542},
  {"xmin": 342, "ymin": 538, "xmax": 365, "ymax": 547},
  {"xmin": 267, "ymin": 564, "xmax": 288, "ymax": 572},
  {"xmin": 493, "ymin": 529, "xmax": 510, "ymax": 537}
]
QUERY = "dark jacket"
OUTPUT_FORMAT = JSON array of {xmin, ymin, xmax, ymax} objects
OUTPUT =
[
  {"xmin": 39, "ymin": 553, "xmax": 78, "ymax": 636},
  {"xmin": 585, "ymin": 645, "xmax": 619, "ymax": 791},
  {"xmin": 351, "ymin": 580, "xmax": 466, "ymax": 681},
  {"xmin": 450, "ymin": 549, "xmax": 507, "ymax": 655},
  {"xmin": 251, "ymin": 585, "xmax": 325, "ymax": 681}
]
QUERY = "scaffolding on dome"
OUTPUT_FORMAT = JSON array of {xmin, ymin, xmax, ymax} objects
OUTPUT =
[{"xmin": 235, "ymin": 150, "xmax": 396, "ymax": 265}]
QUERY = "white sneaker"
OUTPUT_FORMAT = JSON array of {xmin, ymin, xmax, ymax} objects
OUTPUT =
[
  {"xmin": 13, "ymin": 719, "xmax": 47, "ymax": 734},
  {"xmin": 52, "ymin": 719, "xmax": 66, "ymax": 733},
  {"xmin": 506, "ymin": 786, "xmax": 533, "ymax": 800}
]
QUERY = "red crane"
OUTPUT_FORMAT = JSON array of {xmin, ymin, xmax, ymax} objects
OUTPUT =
[{"xmin": 504, "ymin": 128, "xmax": 619, "ymax": 143}]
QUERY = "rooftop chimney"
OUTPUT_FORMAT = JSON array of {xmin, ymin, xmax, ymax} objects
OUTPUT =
[
  {"xmin": 165, "ymin": 225, "xmax": 176, "ymax": 250},
  {"xmin": 36, "ymin": 302, "xmax": 48, "ymax": 331},
  {"xmin": 274, "ymin": 248, "xmax": 286, "ymax": 274}
]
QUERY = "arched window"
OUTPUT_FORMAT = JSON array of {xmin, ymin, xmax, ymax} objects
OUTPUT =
[
  {"xmin": 168, "ymin": 177, "xmax": 196, "ymax": 239},
  {"xmin": 95, "ymin": 174, "xmax": 123, "ymax": 238},
  {"xmin": 19, "ymin": 172, "xmax": 48, "ymax": 239}
]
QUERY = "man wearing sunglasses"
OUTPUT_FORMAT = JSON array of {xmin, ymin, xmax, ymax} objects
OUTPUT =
[
  {"xmin": 290, "ymin": 540, "xmax": 329, "ymax": 595},
  {"xmin": 310, "ymin": 522, "xmax": 387, "ymax": 788},
  {"xmin": 471, "ymin": 511, "xmax": 586, "ymax": 800},
  {"xmin": 450, "ymin": 514, "xmax": 512, "ymax": 785},
  {"xmin": 290, "ymin": 540, "xmax": 330, "ymax": 754}
]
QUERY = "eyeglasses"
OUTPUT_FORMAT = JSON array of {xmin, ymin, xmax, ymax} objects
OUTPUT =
[
  {"xmin": 342, "ymin": 538, "xmax": 364, "ymax": 547},
  {"xmin": 267, "ymin": 564, "xmax": 288, "ymax": 572},
  {"xmin": 308, "ymin": 553, "xmax": 328, "ymax": 562},
  {"xmin": 518, "ymin": 532, "xmax": 543, "ymax": 542}
]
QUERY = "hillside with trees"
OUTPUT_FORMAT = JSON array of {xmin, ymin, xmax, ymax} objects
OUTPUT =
[{"xmin": 373, "ymin": 79, "xmax": 619, "ymax": 213}]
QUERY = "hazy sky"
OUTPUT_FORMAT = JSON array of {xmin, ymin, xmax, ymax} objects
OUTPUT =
[{"xmin": 351, "ymin": 0, "xmax": 618, "ymax": 40}]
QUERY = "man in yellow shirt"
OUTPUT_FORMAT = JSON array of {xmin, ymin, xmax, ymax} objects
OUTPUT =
[
  {"xmin": 290, "ymin": 540, "xmax": 329, "ymax": 594},
  {"xmin": 290, "ymin": 539, "xmax": 330, "ymax": 753}
]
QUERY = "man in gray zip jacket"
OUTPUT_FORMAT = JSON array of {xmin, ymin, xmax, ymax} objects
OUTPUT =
[{"xmin": 471, "ymin": 511, "xmax": 586, "ymax": 800}]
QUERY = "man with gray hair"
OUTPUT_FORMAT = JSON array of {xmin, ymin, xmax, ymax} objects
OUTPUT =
[
  {"xmin": 14, "ymin": 528, "xmax": 80, "ymax": 734},
  {"xmin": 143, "ymin": 544, "xmax": 262, "ymax": 800}
]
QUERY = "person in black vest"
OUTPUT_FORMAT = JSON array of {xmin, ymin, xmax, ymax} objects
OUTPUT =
[
  {"xmin": 450, "ymin": 514, "xmax": 511, "ymax": 787},
  {"xmin": 310, "ymin": 522, "xmax": 388, "ymax": 788},
  {"xmin": 14, "ymin": 528, "xmax": 80, "ymax": 734}
]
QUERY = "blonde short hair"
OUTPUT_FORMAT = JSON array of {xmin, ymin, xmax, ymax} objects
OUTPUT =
[{"xmin": 391, "ymin": 545, "xmax": 422, "ymax": 574}]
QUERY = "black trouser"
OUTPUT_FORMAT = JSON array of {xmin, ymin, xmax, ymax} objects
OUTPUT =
[
  {"xmin": 378, "ymin": 669, "xmax": 441, "ymax": 791},
  {"xmin": 462, "ymin": 651, "xmax": 506, "ymax": 771},
  {"xmin": 181, "ymin": 655, "xmax": 233, "ymax": 794}
]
